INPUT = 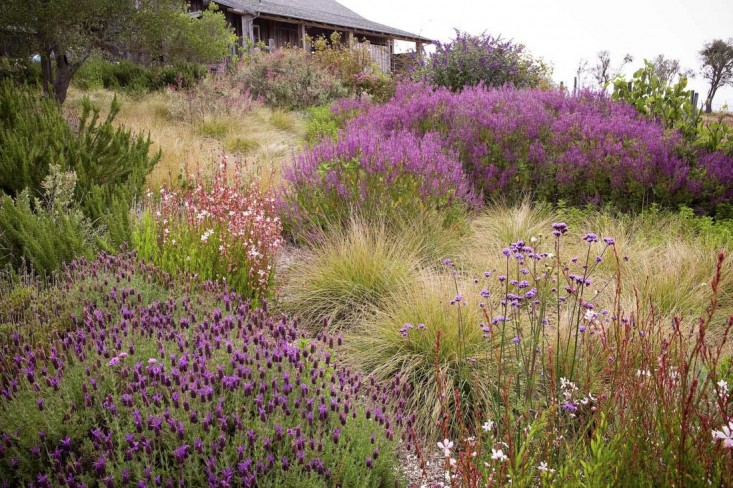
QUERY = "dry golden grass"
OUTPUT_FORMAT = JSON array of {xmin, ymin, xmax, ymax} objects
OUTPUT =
[
  {"xmin": 65, "ymin": 88, "xmax": 305, "ymax": 190},
  {"xmin": 461, "ymin": 202, "xmax": 732, "ymax": 328}
]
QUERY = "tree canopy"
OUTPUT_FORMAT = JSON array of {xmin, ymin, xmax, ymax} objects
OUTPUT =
[
  {"xmin": 699, "ymin": 38, "xmax": 733, "ymax": 113},
  {"xmin": 0, "ymin": 0, "xmax": 235, "ymax": 103}
]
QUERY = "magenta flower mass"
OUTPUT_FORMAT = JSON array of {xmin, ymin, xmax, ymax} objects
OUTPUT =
[{"xmin": 288, "ymin": 81, "xmax": 732, "ymax": 219}]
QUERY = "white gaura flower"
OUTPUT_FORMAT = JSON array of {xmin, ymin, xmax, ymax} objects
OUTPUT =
[
  {"xmin": 482, "ymin": 420, "xmax": 494, "ymax": 433},
  {"xmin": 491, "ymin": 448, "xmax": 508, "ymax": 462},
  {"xmin": 712, "ymin": 421, "xmax": 733, "ymax": 448},
  {"xmin": 437, "ymin": 438, "xmax": 454, "ymax": 457},
  {"xmin": 537, "ymin": 461, "xmax": 555, "ymax": 473}
]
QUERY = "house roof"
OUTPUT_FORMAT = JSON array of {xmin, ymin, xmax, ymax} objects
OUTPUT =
[{"xmin": 216, "ymin": 0, "xmax": 433, "ymax": 43}]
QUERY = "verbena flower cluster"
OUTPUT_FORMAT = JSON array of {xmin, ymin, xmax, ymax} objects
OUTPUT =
[
  {"xmin": 0, "ymin": 252, "xmax": 415, "ymax": 487},
  {"xmin": 307, "ymin": 81, "xmax": 733, "ymax": 214},
  {"xmin": 424, "ymin": 225, "xmax": 733, "ymax": 485},
  {"xmin": 135, "ymin": 161, "xmax": 282, "ymax": 300}
]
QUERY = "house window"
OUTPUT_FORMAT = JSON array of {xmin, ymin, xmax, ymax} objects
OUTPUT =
[{"xmin": 253, "ymin": 25, "xmax": 261, "ymax": 43}]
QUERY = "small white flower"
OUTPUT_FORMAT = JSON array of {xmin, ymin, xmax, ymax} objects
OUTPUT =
[
  {"xmin": 712, "ymin": 421, "xmax": 733, "ymax": 448},
  {"xmin": 437, "ymin": 438, "xmax": 454, "ymax": 457},
  {"xmin": 584, "ymin": 309, "xmax": 598, "ymax": 322},
  {"xmin": 717, "ymin": 379, "xmax": 728, "ymax": 397},
  {"xmin": 537, "ymin": 461, "xmax": 555, "ymax": 473},
  {"xmin": 482, "ymin": 420, "xmax": 494, "ymax": 433},
  {"xmin": 491, "ymin": 448, "xmax": 508, "ymax": 462}
]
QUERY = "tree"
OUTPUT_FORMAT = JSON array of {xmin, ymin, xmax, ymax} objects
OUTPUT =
[
  {"xmin": 0, "ymin": 1, "xmax": 234, "ymax": 104},
  {"xmin": 699, "ymin": 38, "xmax": 733, "ymax": 113},
  {"xmin": 650, "ymin": 54, "xmax": 694, "ymax": 86},
  {"xmin": 590, "ymin": 50, "xmax": 633, "ymax": 90}
]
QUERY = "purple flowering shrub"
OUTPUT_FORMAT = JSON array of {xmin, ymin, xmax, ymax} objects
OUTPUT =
[
  {"xmin": 281, "ymin": 128, "xmax": 479, "ymax": 233},
  {"xmin": 335, "ymin": 82, "xmax": 733, "ymax": 214},
  {"xmin": 0, "ymin": 252, "xmax": 414, "ymax": 487},
  {"xmin": 416, "ymin": 30, "xmax": 551, "ymax": 92}
]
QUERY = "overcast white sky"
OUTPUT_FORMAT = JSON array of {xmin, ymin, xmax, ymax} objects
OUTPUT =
[{"xmin": 341, "ymin": 0, "xmax": 733, "ymax": 110}]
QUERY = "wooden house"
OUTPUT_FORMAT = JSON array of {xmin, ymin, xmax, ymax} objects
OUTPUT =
[{"xmin": 188, "ymin": 0, "xmax": 432, "ymax": 72}]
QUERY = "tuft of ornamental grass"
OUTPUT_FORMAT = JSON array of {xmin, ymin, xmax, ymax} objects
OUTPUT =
[
  {"xmin": 270, "ymin": 109, "xmax": 298, "ymax": 132},
  {"xmin": 198, "ymin": 117, "xmax": 230, "ymax": 139},
  {"xmin": 344, "ymin": 272, "xmax": 492, "ymax": 438},
  {"xmin": 280, "ymin": 217, "xmax": 422, "ymax": 332}
]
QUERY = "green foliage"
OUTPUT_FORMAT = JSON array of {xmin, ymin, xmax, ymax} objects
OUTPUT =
[
  {"xmin": 310, "ymin": 32, "xmax": 395, "ymax": 101},
  {"xmin": 0, "ymin": 56, "xmax": 41, "ymax": 85},
  {"xmin": 74, "ymin": 57, "xmax": 209, "ymax": 93},
  {"xmin": 0, "ymin": 81, "xmax": 158, "ymax": 273},
  {"xmin": 235, "ymin": 48, "xmax": 348, "ymax": 110},
  {"xmin": 0, "ymin": 1, "xmax": 234, "ymax": 103},
  {"xmin": 0, "ymin": 187, "xmax": 96, "ymax": 276},
  {"xmin": 611, "ymin": 60, "xmax": 699, "ymax": 138},
  {"xmin": 305, "ymin": 104, "xmax": 344, "ymax": 143}
]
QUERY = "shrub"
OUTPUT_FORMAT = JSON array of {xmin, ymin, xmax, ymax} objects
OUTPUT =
[
  {"xmin": 303, "ymin": 100, "xmax": 368, "ymax": 144},
  {"xmin": 235, "ymin": 48, "xmax": 347, "ymax": 110},
  {"xmin": 338, "ymin": 81, "xmax": 733, "ymax": 214},
  {"xmin": 0, "ymin": 252, "xmax": 412, "ymax": 487},
  {"xmin": 133, "ymin": 161, "xmax": 283, "ymax": 301},
  {"xmin": 74, "ymin": 58, "xmax": 209, "ymax": 93},
  {"xmin": 0, "ymin": 82, "xmax": 157, "ymax": 272},
  {"xmin": 0, "ymin": 56, "xmax": 41, "ymax": 85},
  {"xmin": 281, "ymin": 127, "xmax": 479, "ymax": 235},
  {"xmin": 417, "ymin": 30, "xmax": 551, "ymax": 92},
  {"xmin": 311, "ymin": 32, "xmax": 395, "ymax": 101},
  {"xmin": 611, "ymin": 60, "xmax": 698, "ymax": 137},
  {"xmin": 0, "ymin": 175, "xmax": 97, "ymax": 276},
  {"xmin": 165, "ymin": 74, "xmax": 261, "ymax": 124}
]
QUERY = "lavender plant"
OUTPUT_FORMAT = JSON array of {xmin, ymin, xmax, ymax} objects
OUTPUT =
[{"xmin": 0, "ymin": 252, "xmax": 416, "ymax": 487}]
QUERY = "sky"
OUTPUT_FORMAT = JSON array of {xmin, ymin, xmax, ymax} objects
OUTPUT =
[{"xmin": 340, "ymin": 0, "xmax": 733, "ymax": 110}]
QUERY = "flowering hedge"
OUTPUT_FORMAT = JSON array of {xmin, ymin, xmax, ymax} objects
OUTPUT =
[
  {"xmin": 133, "ymin": 161, "xmax": 282, "ymax": 301},
  {"xmin": 322, "ymin": 82, "xmax": 733, "ymax": 214},
  {"xmin": 0, "ymin": 252, "xmax": 415, "ymax": 486}
]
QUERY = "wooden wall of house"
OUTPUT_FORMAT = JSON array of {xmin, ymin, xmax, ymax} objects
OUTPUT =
[
  {"xmin": 253, "ymin": 18, "xmax": 300, "ymax": 48},
  {"xmin": 224, "ymin": 10, "xmax": 243, "ymax": 39}
]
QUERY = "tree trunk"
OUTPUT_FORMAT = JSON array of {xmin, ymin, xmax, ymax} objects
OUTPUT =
[
  {"xmin": 40, "ymin": 52, "xmax": 53, "ymax": 97},
  {"xmin": 52, "ymin": 52, "xmax": 75, "ymax": 105},
  {"xmin": 705, "ymin": 85, "xmax": 718, "ymax": 113}
]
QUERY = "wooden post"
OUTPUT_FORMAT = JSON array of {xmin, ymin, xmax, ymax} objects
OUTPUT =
[
  {"xmin": 268, "ymin": 38, "xmax": 275, "ymax": 53},
  {"xmin": 573, "ymin": 76, "xmax": 577, "ymax": 97},
  {"xmin": 300, "ymin": 23, "xmax": 309, "ymax": 51},
  {"xmin": 241, "ymin": 15, "xmax": 254, "ymax": 46},
  {"xmin": 416, "ymin": 41, "xmax": 424, "ymax": 63}
]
